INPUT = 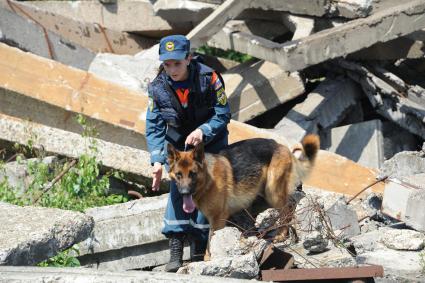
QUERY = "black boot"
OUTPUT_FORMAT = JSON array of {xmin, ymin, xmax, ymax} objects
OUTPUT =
[
  {"xmin": 190, "ymin": 237, "xmax": 207, "ymax": 262},
  {"xmin": 165, "ymin": 234, "xmax": 185, "ymax": 272}
]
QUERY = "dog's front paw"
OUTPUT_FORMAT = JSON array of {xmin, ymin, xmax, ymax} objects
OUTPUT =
[{"xmin": 203, "ymin": 253, "xmax": 211, "ymax": 261}]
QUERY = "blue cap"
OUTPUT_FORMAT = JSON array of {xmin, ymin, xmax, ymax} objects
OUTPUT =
[{"xmin": 159, "ymin": 35, "xmax": 190, "ymax": 61}]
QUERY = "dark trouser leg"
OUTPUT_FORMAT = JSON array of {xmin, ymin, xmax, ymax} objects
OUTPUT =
[{"xmin": 165, "ymin": 233, "xmax": 185, "ymax": 272}]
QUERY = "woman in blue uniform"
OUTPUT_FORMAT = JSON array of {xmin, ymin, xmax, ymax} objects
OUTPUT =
[{"xmin": 145, "ymin": 35, "xmax": 231, "ymax": 272}]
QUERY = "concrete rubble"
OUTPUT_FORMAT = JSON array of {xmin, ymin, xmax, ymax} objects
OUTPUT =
[
  {"xmin": 1, "ymin": 0, "xmax": 425, "ymax": 281},
  {"xmin": 0, "ymin": 202, "xmax": 93, "ymax": 266}
]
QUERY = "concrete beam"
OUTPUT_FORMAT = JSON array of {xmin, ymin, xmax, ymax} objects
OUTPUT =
[
  {"xmin": 0, "ymin": 6, "xmax": 96, "ymax": 70},
  {"xmin": 153, "ymin": 0, "xmax": 216, "ymax": 23},
  {"xmin": 0, "ymin": 202, "xmax": 93, "ymax": 266},
  {"xmin": 0, "ymin": 42, "xmax": 383, "ymax": 197},
  {"xmin": 337, "ymin": 60, "xmax": 425, "ymax": 140},
  {"xmin": 209, "ymin": 0, "xmax": 425, "ymax": 72},
  {"xmin": 0, "ymin": 1, "xmax": 157, "ymax": 56},
  {"xmin": 223, "ymin": 60, "xmax": 305, "ymax": 122},
  {"xmin": 24, "ymin": 0, "xmax": 193, "ymax": 37},
  {"xmin": 350, "ymin": 30, "xmax": 425, "ymax": 61},
  {"xmin": 0, "ymin": 266, "xmax": 251, "ymax": 283},
  {"xmin": 0, "ymin": 112, "xmax": 153, "ymax": 184}
]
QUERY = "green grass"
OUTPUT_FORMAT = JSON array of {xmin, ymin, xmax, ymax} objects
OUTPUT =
[{"xmin": 197, "ymin": 45, "xmax": 254, "ymax": 63}]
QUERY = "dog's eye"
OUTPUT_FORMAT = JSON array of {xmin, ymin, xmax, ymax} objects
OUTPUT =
[
  {"xmin": 189, "ymin": 171, "xmax": 197, "ymax": 178},
  {"xmin": 176, "ymin": 172, "xmax": 183, "ymax": 179}
]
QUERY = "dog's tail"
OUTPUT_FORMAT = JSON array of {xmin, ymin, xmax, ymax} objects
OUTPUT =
[
  {"xmin": 291, "ymin": 134, "xmax": 320, "ymax": 186},
  {"xmin": 301, "ymin": 134, "xmax": 320, "ymax": 162}
]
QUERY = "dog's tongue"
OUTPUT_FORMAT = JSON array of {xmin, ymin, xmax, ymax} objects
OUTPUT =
[{"xmin": 182, "ymin": 195, "xmax": 195, "ymax": 213}]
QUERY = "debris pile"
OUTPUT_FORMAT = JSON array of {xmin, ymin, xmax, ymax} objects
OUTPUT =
[{"xmin": 1, "ymin": 0, "xmax": 425, "ymax": 282}]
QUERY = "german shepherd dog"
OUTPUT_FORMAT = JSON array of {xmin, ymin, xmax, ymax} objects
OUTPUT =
[{"xmin": 167, "ymin": 135, "xmax": 320, "ymax": 258}]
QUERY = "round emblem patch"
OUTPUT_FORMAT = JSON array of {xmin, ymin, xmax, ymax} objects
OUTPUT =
[{"xmin": 165, "ymin": 41, "xmax": 175, "ymax": 51}]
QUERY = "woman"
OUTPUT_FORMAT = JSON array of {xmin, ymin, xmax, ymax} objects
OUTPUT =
[{"xmin": 145, "ymin": 34, "xmax": 231, "ymax": 272}]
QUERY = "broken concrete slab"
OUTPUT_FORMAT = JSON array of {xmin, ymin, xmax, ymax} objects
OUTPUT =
[
  {"xmin": 0, "ymin": 157, "xmax": 57, "ymax": 194},
  {"xmin": 273, "ymin": 77, "xmax": 362, "ymax": 142},
  {"xmin": 337, "ymin": 60, "xmax": 425, "ymax": 140},
  {"xmin": 304, "ymin": 150, "xmax": 385, "ymax": 196},
  {"xmin": 382, "ymin": 175, "xmax": 425, "ymax": 232},
  {"xmin": 0, "ymin": 43, "xmax": 147, "ymax": 141},
  {"xmin": 153, "ymin": 0, "xmax": 216, "ymax": 23},
  {"xmin": 0, "ymin": 7, "xmax": 96, "ymax": 70},
  {"xmin": 0, "ymin": 202, "xmax": 93, "ymax": 265},
  {"xmin": 224, "ymin": 60, "xmax": 305, "ymax": 122},
  {"xmin": 209, "ymin": 19, "xmax": 289, "ymax": 43},
  {"xmin": 88, "ymin": 45, "xmax": 160, "ymax": 93},
  {"xmin": 207, "ymin": 1, "xmax": 425, "ymax": 72},
  {"xmin": 77, "ymin": 195, "xmax": 167, "ymax": 255},
  {"xmin": 0, "ymin": 113, "xmax": 153, "ymax": 185},
  {"xmin": 0, "ymin": 266, "xmax": 252, "ymax": 283},
  {"xmin": 0, "ymin": 1, "xmax": 156, "ymax": 56},
  {"xmin": 380, "ymin": 228, "xmax": 425, "ymax": 251},
  {"xmin": 327, "ymin": 200, "xmax": 361, "ymax": 239},
  {"xmin": 321, "ymin": 119, "xmax": 385, "ymax": 169},
  {"xmin": 356, "ymin": 249, "xmax": 423, "ymax": 279},
  {"xmin": 289, "ymin": 242, "xmax": 356, "ymax": 268},
  {"xmin": 78, "ymin": 240, "xmax": 190, "ymax": 271},
  {"xmin": 378, "ymin": 150, "xmax": 425, "ymax": 180},
  {"xmin": 281, "ymin": 14, "xmax": 315, "ymax": 40},
  {"xmin": 178, "ymin": 252, "xmax": 259, "ymax": 279},
  {"xmin": 350, "ymin": 30, "xmax": 425, "ymax": 61},
  {"xmin": 25, "ymin": 0, "xmax": 193, "ymax": 37}
]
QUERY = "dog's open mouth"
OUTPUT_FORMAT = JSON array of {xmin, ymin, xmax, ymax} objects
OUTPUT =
[{"xmin": 182, "ymin": 194, "xmax": 196, "ymax": 213}]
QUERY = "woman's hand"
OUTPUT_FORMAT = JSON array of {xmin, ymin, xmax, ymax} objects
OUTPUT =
[
  {"xmin": 185, "ymin": 128, "xmax": 203, "ymax": 146},
  {"xmin": 151, "ymin": 162, "xmax": 163, "ymax": 191}
]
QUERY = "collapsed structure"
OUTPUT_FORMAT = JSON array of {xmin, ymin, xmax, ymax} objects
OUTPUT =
[{"xmin": 0, "ymin": 0, "xmax": 425, "ymax": 282}]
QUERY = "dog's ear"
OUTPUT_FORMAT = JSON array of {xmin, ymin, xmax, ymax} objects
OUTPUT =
[
  {"xmin": 192, "ymin": 142, "xmax": 205, "ymax": 164},
  {"xmin": 167, "ymin": 143, "xmax": 180, "ymax": 165}
]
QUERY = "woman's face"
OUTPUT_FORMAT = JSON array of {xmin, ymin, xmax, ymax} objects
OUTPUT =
[{"xmin": 163, "ymin": 56, "xmax": 191, "ymax": 81}]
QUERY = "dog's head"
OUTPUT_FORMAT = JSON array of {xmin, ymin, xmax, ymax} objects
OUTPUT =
[{"xmin": 167, "ymin": 143, "xmax": 205, "ymax": 213}]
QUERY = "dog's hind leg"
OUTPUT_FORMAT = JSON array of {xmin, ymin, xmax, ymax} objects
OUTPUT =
[{"xmin": 264, "ymin": 147, "xmax": 295, "ymax": 243}]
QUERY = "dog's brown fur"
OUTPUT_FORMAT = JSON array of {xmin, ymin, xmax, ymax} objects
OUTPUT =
[{"xmin": 167, "ymin": 135, "xmax": 320, "ymax": 257}]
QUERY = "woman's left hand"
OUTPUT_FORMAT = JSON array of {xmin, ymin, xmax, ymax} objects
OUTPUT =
[{"xmin": 185, "ymin": 128, "xmax": 203, "ymax": 146}]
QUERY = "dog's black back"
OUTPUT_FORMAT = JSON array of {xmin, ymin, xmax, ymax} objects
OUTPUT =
[{"xmin": 219, "ymin": 138, "xmax": 279, "ymax": 184}]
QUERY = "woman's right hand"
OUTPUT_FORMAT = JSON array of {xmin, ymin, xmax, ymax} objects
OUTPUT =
[{"xmin": 152, "ymin": 162, "xmax": 163, "ymax": 191}]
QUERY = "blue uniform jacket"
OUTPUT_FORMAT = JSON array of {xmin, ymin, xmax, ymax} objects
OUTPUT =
[{"xmin": 145, "ymin": 64, "xmax": 231, "ymax": 166}]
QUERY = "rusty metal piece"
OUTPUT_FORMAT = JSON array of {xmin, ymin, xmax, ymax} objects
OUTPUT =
[
  {"xmin": 346, "ymin": 176, "xmax": 388, "ymax": 204},
  {"xmin": 94, "ymin": 23, "xmax": 115, "ymax": 54},
  {"xmin": 6, "ymin": 0, "xmax": 55, "ymax": 59},
  {"xmin": 34, "ymin": 159, "xmax": 77, "ymax": 204},
  {"xmin": 260, "ymin": 244, "xmax": 294, "ymax": 271},
  {"xmin": 261, "ymin": 265, "xmax": 384, "ymax": 282},
  {"xmin": 127, "ymin": 190, "xmax": 143, "ymax": 199}
]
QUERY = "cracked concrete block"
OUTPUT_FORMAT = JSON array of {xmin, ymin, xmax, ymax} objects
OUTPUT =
[
  {"xmin": 0, "ymin": 202, "xmax": 93, "ymax": 266},
  {"xmin": 25, "ymin": 0, "xmax": 193, "ymax": 37},
  {"xmin": 0, "ymin": 266, "xmax": 251, "ymax": 283},
  {"xmin": 179, "ymin": 252, "xmax": 259, "ymax": 279},
  {"xmin": 88, "ymin": 45, "xmax": 160, "ymax": 93},
  {"xmin": 0, "ymin": 1, "xmax": 156, "ymax": 56},
  {"xmin": 380, "ymin": 228, "xmax": 425, "ymax": 251},
  {"xmin": 223, "ymin": 60, "xmax": 305, "ymax": 122},
  {"xmin": 153, "ymin": 0, "xmax": 216, "ymax": 23},
  {"xmin": 382, "ymin": 174, "xmax": 425, "ymax": 232},
  {"xmin": 289, "ymin": 242, "xmax": 356, "ymax": 268},
  {"xmin": 327, "ymin": 200, "xmax": 361, "ymax": 239},
  {"xmin": 0, "ymin": 7, "xmax": 95, "ymax": 70},
  {"xmin": 356, "ymin": 249, "xmax": 423, "ymax": 279},
  {"xmin": 321, "ymin": 119, "xmax": 384, "ymax": 169},
  {"xmin": 274, "ymin": 77, "xmax": 361, "ymax": 142},
  {"xmin": 78, "ymin": 195, "xmax": 168, "ymax": 255}
]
